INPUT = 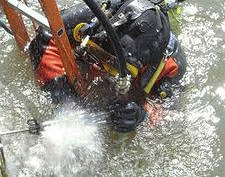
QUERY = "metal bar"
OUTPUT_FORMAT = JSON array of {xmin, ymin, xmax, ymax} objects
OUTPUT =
[
  {"xmin": 39, "ymin": 0, "xmax": 81, "ymax": 84},
  {"xmin": 0, "ymin": 129, "xmax": 30, "ymax": 136},
  {"xmin": 0, "ymin": 118, "xmax": 79, "ymax": 136},
  {"xmin": 23, "ymin": 0, "xmax": 38, "ymax": 31},
  {"xmin": 0, "ymin": 0, "xmax": 30, "ymax": 50},
  {"xmin": 7, "ymin": 0, "xmax": 50, "ymax": 30}
]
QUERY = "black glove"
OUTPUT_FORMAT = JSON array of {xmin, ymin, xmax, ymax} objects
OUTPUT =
[{"xmin": 109, "ymin": 102, "xmax": 146, "ymax": 132}]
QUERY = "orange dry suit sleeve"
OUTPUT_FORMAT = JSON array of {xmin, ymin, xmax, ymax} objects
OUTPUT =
[{"xmin": 34, "ymin": 38, "xmax": 65, "ymax": 86}]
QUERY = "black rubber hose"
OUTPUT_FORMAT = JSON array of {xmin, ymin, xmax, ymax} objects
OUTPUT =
[
  {"xmin": 82, "ymin": 0, "xmax": 126, "ymax": 76},
  {"xmin": 0, "ymin": 20, "xmax": 13, "ymax": 35}
]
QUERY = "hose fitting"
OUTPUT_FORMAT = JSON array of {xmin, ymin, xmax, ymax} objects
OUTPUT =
[{"xmin": 115, "ymin": 75, "xmax": 131, "ymax": 94}]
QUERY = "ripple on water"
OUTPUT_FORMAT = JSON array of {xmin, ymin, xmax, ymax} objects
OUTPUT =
[{"xmin": 1, "ymin": 0, "xmax": 225, "ymax": 176}]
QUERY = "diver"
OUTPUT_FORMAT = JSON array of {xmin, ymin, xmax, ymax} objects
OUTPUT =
[{"xmin": 29, "ymin": 0, "xmax": 186, "ymax": 132}]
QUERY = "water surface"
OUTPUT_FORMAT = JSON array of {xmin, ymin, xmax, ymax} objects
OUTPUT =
[{"xmin": 0, "ymin": 0, "xmax": 225, "ymax": 176}]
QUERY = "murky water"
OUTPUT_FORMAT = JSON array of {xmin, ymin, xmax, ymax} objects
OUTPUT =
[{"xmin": 0, "ymin": 0, "xmax": 225, "ymax": 176}]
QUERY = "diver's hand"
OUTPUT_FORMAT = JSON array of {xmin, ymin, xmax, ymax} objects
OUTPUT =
[{"xmin": 109, "ymin": 102, "xmax": 146, "ymax": 132}]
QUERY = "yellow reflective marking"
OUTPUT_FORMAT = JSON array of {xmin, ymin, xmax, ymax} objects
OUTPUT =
[
  {"xmin": 144, "ymin": 59, "xmax": 166, "ymax": 94},
  {"xmin": 126, "ymin": 63, "xmax": 138, "ymax": 77}
]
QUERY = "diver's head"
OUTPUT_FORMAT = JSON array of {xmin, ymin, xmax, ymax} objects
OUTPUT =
[
  {"xmin": 120, "ymin": 7, "xmax": 170, "ymax": 66},
  {"xmin": 109, "ymin": 101, "xmax": 146, "ymax": 132}
]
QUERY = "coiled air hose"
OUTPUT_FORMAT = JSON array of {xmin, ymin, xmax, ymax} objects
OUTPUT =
[{"xmin": 82, "ymin": 0, "xmax": 127, "ymax": 77}]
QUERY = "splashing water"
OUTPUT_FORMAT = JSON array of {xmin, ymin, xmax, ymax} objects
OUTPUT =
[
  {"xmin": 1, "ymin": 0, "xmax": 225, "ymax": 176},
  {"xmin": 6, "ymin": 103, "xmax": 106, "ymax": 177},
  {"xmin": 43, "ymin": 110, "xmax": 99, "ymax": 148}
]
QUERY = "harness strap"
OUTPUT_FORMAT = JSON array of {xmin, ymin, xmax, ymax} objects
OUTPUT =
[
  {"xmin": 143, "ymin": 56, "xmax": 180, "ymax": 94},
  {"xmin": 144, "ymin": 58, "xmax": 166, "ymax": 94}
]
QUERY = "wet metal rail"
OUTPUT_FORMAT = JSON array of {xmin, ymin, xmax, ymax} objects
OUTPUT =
[{"xmin": 7, "ymin": 0, "xmax": 50, "ymax": 30}]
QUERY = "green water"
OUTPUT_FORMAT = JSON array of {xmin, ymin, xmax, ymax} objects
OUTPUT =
[{"xmin": 0, "ymin": 0, "xmax": 225, "ymax": 176}]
